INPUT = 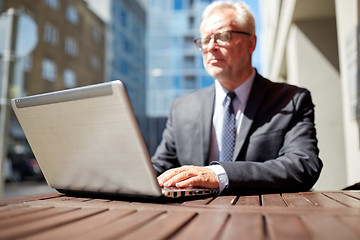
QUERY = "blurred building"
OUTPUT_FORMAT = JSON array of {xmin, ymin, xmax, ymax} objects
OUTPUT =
[
  {"xmin": 147, "ymin": 0, "xmax": 214, "ymax": 117},
  {"xmin": 107, "ymin": 0, "xmax": 148, "ymax": 151},
  {"xmin": 0, "ymin": 0, "xmax": 105, "ymax": 159},
  {"xmin": 146, "ymin": 0, "xmax": 214, "ymax": 154},
  {"xmin": 0, "ymin": 0, "xmax": 106, "ymax": 95},
  {"xmin": 259, "ymin": 0, "xmax": 360, "ymax": 190}
]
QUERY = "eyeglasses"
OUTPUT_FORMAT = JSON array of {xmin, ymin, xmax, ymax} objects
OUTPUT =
[{"xmin": 194, "ymin": 30, "xmax": 251, "ymax": 51}]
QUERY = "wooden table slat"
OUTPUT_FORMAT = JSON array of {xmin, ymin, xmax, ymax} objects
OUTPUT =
[
  {"xmin": 261, "ymin": 194, "xmax": 288, "ymax": 207},
  {"xmin": 236, "ymin": 195, "xmax": 261, "ymax": 206},
  {"xmin": 0, "ymin": 203, "xmax": 30, "ymax": 211},
  {"xmin": 171, "ymin": 211, "xmax": 228, "ymax": 240},
  {"xmin": 301, "ymin": 192, "xmax": 348, "ymax": 208},
  {"xmin": 0, "ymin": 191, "xmax": 359, "ymax": 239},
  {"xmin": 301, "ymin": 215, "xmax": 360, "ymax": 240},
  {"xmin": 123, "ymin": 211, "xmax": 197, "ymax": 240},
  {"xmin": 42, "ymin": 196, "xmax": 87, "ymax": 203},
  {"xmin": 266, "ymin": 214, "xmax": 311, "ymax": 240},
  {"xmin": 338, "ymin": 215, "xmax": 360, "ymax": 236},
  {"xmin": 282, "ymin": 193, "xmax": 317, "ymax": 208},
  {"xmin": 0, "ymin": 205, "xmax": 33, "ymax": 219},
  {"xmin": 86, "ymin": 198, "xmax": 112, "ymax": 203},
  {"xmin": 0, "ymin": 193, "xmax": 61, "ymax": 206},
  {"xmin": 343, "ymin": 191, "xmax": 360, "ymax": 200},
  {"xmin": 70, "ymin": 209, "xmax": 165, "ymax": 240},
  {"xmin": 323, "ymin": 192, "xmax": 360, "ymax": 208},
  {"xmin": 180, "ymin": 196, "xmax": 214, "ymax": 206},
  {"xmin": 219, "ymin": 213, "xmax": 264, "ymax": 240},
  {"xmin": 28, "ymin": 197, "xmax": 133, "ymax": 209},
  {"xmin": 208, "ymin": 196, "xmax": 237, "ymax": 206},
  {"xmin": 23, "ymin": 209, "xmax": 136, "ymax": 240},
  {"xmin": 0, "ymin": 208, "xmax": 105, "ymax": 240},
  {"xmin": 0, "ymin": 207, "xmax": 75, "ymax": 230}
]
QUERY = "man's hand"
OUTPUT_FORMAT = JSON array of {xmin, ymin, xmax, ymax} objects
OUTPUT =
[{"xmin": 157, "ymin": 165, "xmax": 219, "ymax": 189}]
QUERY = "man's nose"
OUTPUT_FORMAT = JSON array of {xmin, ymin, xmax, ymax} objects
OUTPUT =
[{"xmin": 206, "ymin": 37, "xmax": 217, "ymax": 51}]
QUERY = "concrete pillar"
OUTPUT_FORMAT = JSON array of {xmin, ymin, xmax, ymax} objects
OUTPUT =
[
  {"xmin": 286, "ymin": 20, "xmax": 346, "ymax": 190},
  {"xmin": 335, "ymin": 0, "xmax": 360, "ymax": 187}
]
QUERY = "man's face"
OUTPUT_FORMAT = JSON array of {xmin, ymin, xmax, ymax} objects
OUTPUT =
[{"xmin": 200, "ymin": 9, "xmax": 256, "ymax": 85}]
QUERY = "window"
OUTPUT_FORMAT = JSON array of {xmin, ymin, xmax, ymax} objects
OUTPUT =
[
  {"xmin": 123, "ymin": 39, "xmax": 130, "ymax": 53},
  {"xmin": 92, "ymin": 28, "xmax": 102, "ymax": 43},
  {"xmin": 120, "ymin": 9, "xmax": 127, "ymax": 27},
  {"xmin": 184, "ymin": 55, "xmax": 195, "ymax": 68},
  {"xmin": 184, "ymin": 76, "xmax": 196, "ymax": 89},
  {"xmin": 174, "ymin": 0, "xmax": 182, "ymax": 10},
  {"xmin": 24, "ymin": 55, "xmax": 32, "ymax": 72},
  {"xmin": 173, "ymin": 76, "xmax": 181, "ymax": 89},
  {"xmin": 188, "ymin": 16, "xmax": 195, "ymax": 29},
  {"xmin": 44, "ymin": 23, "xmax": 58, "ymax": 45},
  {"xmin": 65, "ymin": 37, "xmax": 78, "ymax": 56},
  {"xmin": 66, "ymin": 5, "xmax": 78, "ymax": 24},
  {"xmin": 189, "ymin": 0, "xmax": 194, "ymax": 7},
  {"xmin": 63, "ymin": 69, "xmax": 77, "ymax": 88},
  {"xmin": 42, "ymin": 59, "xmax": 56, "ymax": 82},
  {"xmin": 184, "ymin": 55, "xmax": 195, "ymax": 62},
  {"xmin": 45, "ymin": 0, "xmax": 59, "ymax": 9},
  {"xmin": 184, "ymin": 35, "xmax": 194, "ymax": 48},
  {"xmin": 90, "ymin": 55, "xmax": 101, "ymax": 71},
  {"xmin": 120, "ymin": 59, "xmax": 129, "ymax": 75}
]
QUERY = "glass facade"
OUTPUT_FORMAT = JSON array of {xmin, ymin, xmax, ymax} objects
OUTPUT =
[
  {"xmin": 107, "ymin": 0, "xmax": 147, "ymax": 145},
  {"xmin": 147, "ymin": 0, "xmax": 214, "ymax": 118}
]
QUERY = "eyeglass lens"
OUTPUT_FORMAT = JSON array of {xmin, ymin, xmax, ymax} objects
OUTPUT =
[{"xmin": 196, "ymin": 31, "xmax": 232, "ymax": 50}]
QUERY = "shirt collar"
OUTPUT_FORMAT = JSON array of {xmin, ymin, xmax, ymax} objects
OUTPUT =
[{"xmin": 215, "ymin": 69, "xmax": 256, "ymax": 107}]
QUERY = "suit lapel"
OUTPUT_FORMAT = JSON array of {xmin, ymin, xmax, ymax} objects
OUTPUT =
[
  {"xmin": 200, "ymin": 86, "xmax": 215, "ymax": 165},
  {"xmin": 233, "ymin": 74, "xmax": 269, "ymax": 161}
]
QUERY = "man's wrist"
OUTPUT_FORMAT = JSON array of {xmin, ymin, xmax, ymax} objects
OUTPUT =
[{"xmin": 206, "ymin": 162, "xmax": 229, "ymax": 194}]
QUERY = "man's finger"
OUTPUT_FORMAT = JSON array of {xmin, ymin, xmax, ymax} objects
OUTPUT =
[
  {"xmin": 157, "ymin": 167, "xmax": 184, "ymax": 186},
  {"xmin": 163, "ymin": 170, "xmax": 195, "ymax": 187},
  {"xmin": 158, "ymin": 166, "xmax": 219, "ymax": 189}
]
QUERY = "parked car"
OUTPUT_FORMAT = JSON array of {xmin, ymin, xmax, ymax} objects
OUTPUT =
[
  {"xmin": 4, "ymin": 158, "xmax": 16, "ymax": 182},
  {"xmin": 7, "ymin": 153, "xmax": 44, "ymax": 182}
]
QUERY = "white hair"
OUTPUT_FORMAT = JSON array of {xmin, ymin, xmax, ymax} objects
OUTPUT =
[{"xmin": 200, "ymin": 1, "xmax": 255, "ymax": 34}]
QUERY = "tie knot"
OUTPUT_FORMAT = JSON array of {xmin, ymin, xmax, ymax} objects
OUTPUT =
[{"xmin": 226, "ymin": 91, "xmax": 236, "ymax": 101}]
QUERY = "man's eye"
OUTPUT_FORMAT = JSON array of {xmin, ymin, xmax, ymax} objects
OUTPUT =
[
  {"xmin": 217, "ymin": 33, "xmax": 228, "ymax": 41},
  {"xmin": 202, "ymin": 37, "xmax": 210, "ymax": 45}
]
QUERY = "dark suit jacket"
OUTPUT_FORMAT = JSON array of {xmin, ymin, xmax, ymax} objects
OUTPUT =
[{"xmin": 151, "ymin": 73, "xmax": 323, "ymax": 194}]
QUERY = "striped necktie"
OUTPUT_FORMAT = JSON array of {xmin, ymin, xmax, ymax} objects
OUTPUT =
[{"xmin": 220, "ymin": 91, "xmax": 236, "ymax": 162}]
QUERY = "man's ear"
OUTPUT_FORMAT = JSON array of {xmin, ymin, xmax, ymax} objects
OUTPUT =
[{"xmin": 249, "ymin": 34, "xmax": 257, "ymax": 54}]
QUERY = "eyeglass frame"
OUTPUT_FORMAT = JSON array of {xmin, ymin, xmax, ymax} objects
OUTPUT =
[{"xmin": 194, "ymin": 30, "xmax": 252, "ymax": 51}]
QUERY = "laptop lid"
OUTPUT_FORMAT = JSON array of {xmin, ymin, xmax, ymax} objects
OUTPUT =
[{"xmin": 11, "ymin": 81, "xmax": 163, "ymax": 197}]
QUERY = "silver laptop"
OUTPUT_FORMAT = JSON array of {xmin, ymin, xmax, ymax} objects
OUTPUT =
[{"xmin": 11, "ymin": 81, "xmax": 217, "ymax": 198}]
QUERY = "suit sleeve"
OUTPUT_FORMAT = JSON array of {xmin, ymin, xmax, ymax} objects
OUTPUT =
[
  {"xmin": 151, "ymin": 101, "xmax": 181, "ymax": 176},
  {"xmin": 219, "ymin": 89, "xmax": 323, "ymax": 194}
]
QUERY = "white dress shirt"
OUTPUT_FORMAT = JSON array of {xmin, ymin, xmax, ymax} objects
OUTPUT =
[{"xmin": 206, "ymin": 69, "xmax": 255, "ymax": 194}]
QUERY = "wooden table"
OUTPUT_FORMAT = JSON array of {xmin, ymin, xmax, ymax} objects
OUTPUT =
[{"xmin": 0, "ymin": 191, "xmax": 359, "ymax": 239}]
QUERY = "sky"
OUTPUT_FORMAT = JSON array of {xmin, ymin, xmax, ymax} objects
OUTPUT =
[
  {"xmin": 85, "ymin": 0, "xmax": 110, "ymax": 22},
  {"xmin": 239, "ymin": 0, "xmax": 261, "ymax": 70}
]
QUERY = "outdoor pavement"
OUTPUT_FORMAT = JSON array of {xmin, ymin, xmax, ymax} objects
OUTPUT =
[{"xmin": 3, "ymin": 180, "xmax": 57, "ymax": 199}]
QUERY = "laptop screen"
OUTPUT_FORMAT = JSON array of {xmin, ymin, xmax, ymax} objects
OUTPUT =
[{"xmin": 12, "ymin": 81, "xmax": 162, "ymax": 197}]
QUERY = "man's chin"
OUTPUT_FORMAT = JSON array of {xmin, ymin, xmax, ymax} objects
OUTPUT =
[{"xmin": 206, "ymin": 67, "xmax": 227, "ymax": 80}]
